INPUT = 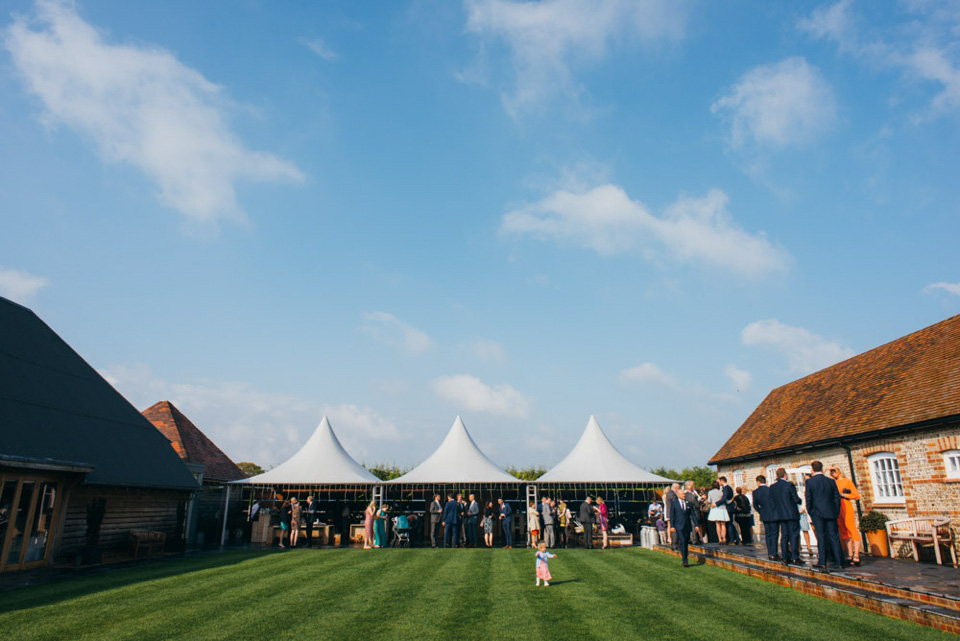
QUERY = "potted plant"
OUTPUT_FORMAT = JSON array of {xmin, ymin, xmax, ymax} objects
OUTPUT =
[{"xmin": 860, "ymin": 510, "xmax": 889, "ymax": 557}]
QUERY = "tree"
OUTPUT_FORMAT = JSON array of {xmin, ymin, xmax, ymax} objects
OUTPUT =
[
  {"xmin": 364, "ymin": 464, "xmax": 409, "ymax": 481},
  {"xmin": 681, "ymin": 465, "xmax": 717, "ymax": 488},
  {"xmin": 504, "ymin": 466, "xmax": 546, "ymax": 481},
  {"xmin": 236, "ymin": 462, "xmax": 264, "ymax": 478},
  {"xmin": 650, "ymin": 466, "xmax": 680, "ymax": 480},
  {"xmin": 650, "ymin": 465, "xmax": 717, "ymax": 488}
]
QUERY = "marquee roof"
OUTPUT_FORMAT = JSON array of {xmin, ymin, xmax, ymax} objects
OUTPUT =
[
  {"xmin": 537, "ymin": 416, "xmax": 674, "ymax": 484},
  {"xmin": 234, "ymin": 416, "xmax": 378, "ymax": 485},
  {"xmin": 388, "ymin": 416, "xmax": 518, "ymax": 484}
]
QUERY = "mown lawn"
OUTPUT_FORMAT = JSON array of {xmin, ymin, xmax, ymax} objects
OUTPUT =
[{"xmin": 0, "ymin": 548, "xmax": 951, "ymax": 641}]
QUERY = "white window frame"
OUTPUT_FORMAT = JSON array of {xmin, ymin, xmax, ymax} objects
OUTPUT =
[
  {"xmin": 944, "ymin": 450, "xmax": 960, "ymax": 480},
  {"xmin": 867, "ymin": 452, "xmax": 905, "ymax": 504},
  {"xmin": 733, "ymin": 469, "xmax": 744, "ymax": 489},
  {"xmin": 765, "ymin": 464, "xmax": 778, "ymax": 483}
]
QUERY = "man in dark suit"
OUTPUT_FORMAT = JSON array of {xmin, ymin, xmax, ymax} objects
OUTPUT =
[
  {"xmin": 498, "ymin": 498, "xmax": 513, "ymax": 548},
  {"xmin": 304, "ymin": 496, "xmax": 320, "ymax": 547},
  {"xmin": 683, "ymin": 481, "xmax": 703, "ymax": 544},
  {"xmin": 751, "ymin": 475, "xmax": 781, "ymax": 560},
  {"xmin": 456, "ymin": 494, "xmax": 467, "ymax": 546},
  {"xmin": 716, "ymin": 477, "xmax": 741, "ymax": 544},
  {"xmin": 770, "ymin": 468, "xmax": 802, "ymax": 564},
  {"xmin": 805, "ymin": 460, "xmax": 845, "ymax": 568},
  {"xmin": 442, "ymin": 494, "xmax": 460, "ymax": 548},
  {"xmin": 428, "ymin": 494, "xmax": 442, "ymax": 548},
  {"xmin": 668, "ymin": 490, "xmax": 700, "ymax": 566},
  {"xmin": 664, "ymin": 483, "xmax": 679, "ymax": 548},
  {"xmin": 466, "ymin": 493, "xmax": 480, "ymax": 547},
  {"xmin": 578, "ymin": 497, "xmax": 595, "ymax": 549}
]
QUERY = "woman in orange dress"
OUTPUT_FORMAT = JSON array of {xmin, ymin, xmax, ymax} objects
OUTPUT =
[{"xmin": 829, "ymin": 465, "xmax": 862, "ymax": 566}]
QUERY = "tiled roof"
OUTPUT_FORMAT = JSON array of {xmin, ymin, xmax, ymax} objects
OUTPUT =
[
  {"xmin": 710, "ymin": 314, "xmax": 960, "ymax": 465},
  {"xmin": 142, "ymin": 401, "xmax": 247, "ymax": 482}
]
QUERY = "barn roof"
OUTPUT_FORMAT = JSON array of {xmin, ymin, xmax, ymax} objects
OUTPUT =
[
  {"xmin": 710, "ymin": 314, "xmax": 960, "ymax": 465},
  {"xmin": 0, "ymin": 296, "xmax": 199, "ymax": 490}
]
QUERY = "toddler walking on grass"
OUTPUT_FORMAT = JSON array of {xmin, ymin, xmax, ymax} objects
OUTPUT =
[{"xmin": 535, "ymin": 542, "xmax": 557, "ymax": 587}]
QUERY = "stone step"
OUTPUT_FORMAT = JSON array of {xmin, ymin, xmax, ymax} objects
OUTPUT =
[
  {"xmin": 684, "ymin": 544, "xmax": 960, "ymax": 614},
  {"xmin": 655, "ymin": 546, "xmax": 960, "ymax": 634}
]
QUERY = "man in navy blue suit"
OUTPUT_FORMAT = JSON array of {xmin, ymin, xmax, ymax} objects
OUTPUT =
[
  {"xmin": 498, "ymin": 497, "xmax": 513, "ymax": 548},
  {"xmin": 668, "ymin": 491, "xmax": 699, "ymax": 567},
  {"xmin": 770, "ymin": 468, "xmax": 802, "ymax": 565},
  {"xmin": 751, "ymin": 475, "xmax": 781, "ymax": 560},
  {"xmin": 442, "ymin": 494, "xmax": 460, "ymax": 548},
  {"xmin": 805, "ymin": 460, "xmax": 845, "ymax": 568}
]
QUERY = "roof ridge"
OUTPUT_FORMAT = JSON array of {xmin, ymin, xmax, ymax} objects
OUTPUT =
[
  {"xmin": 142, "ymin": 400, "xmax": 246, "ymax": 481},
  {"xmin": 710, "ymin": 314, "xmax": 960, "ymax": 465}
]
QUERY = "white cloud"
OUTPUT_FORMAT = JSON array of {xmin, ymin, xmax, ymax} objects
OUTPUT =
[
  {"xmin": 742, "ymin": 319, "xmax": 855, "ymax": 375},
  {"xmin": 463, "ymin": 338, "xmax": 507, "ymax": 363},
  {"xmin": 462, "ymin": 0, "xmax": 687, "ymax": 116},
  {"xmin": 619, "ymin": 362, "xmax": 675, "ymax": 386},
  {"xmin": 319, "ymin": 403, "xmax": 403, "ymax": 442},
  {"xmin": 302, "ymin": 37, "xmax": 339, "ymax": 61},
  {"xmin": 724, "ymin": 364, "xmax": 752, "ymax": 392},
  {"xmin": 712, "ymin": 57, "xmax": 837, "ymax": 150},
  {"xmin": 99, "ymin": 363, "xmax": 401, "ymax": 466},
  {"xmin": 359, "ymin": 312, "xmax": 433, "ymax": 354},
  {"xmin": 620, "ymin": 361, "xmax": 740, "ymax": 406},
  {"xmin": 501, "ymin": 183, "xmax": 789, "ymax": 278},
  {"xmin": 4, "ymin": 0, "xmax": 304, "ymax": 226},
  {"xmin": 431, "ymin": 374, "xmax": 530, "ymax": 418},
  {"xmin": 924, "ymin": 281, "xmax": 960, "ymax": 296},
  {"xmin": 797, "ymin": 0, "xmax": 855, "ymax": 48},
  {"xmin": 799, "ymin": 1, "xmax": 960, "ymax": 119},
  {"xmin": 0, "ymin": 267, "xmax": 50, "ymax": 304}
]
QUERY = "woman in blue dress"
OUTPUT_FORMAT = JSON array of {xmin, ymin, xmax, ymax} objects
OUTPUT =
[{"xmin": 374, "ymin": 504, "xmax": 389, "ymax": 548}]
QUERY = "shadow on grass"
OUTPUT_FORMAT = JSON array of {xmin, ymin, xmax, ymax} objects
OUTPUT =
[
  {"xmin": 0, "ymin": 549, "xmax": 273, "ymax": 615},
  {"xmin": 545, "ymin": 578, "xmax": 581, "ymax": 586}
]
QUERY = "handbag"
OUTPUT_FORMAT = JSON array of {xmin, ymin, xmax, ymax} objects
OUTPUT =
[{"xmin": 280, "ymin": 521, "xmax": 288, "ymax": 531}]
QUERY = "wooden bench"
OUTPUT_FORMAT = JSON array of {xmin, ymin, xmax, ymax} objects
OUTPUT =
[
  {"xmin": 885, "ymin": 517, "xmax": 956, "ymax": 566},
  {"xmin": 129, "ymin": 530, "xmax": 166, "ymax": 558}
]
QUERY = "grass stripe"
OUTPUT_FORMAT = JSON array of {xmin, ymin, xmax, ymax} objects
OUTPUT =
[{"xmin": 0, "ymin": 549, "xmax": 953, "ymax": 641}]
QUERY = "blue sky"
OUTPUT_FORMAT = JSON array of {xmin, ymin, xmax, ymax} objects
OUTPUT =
[{"xmin": 2, "ymin": 0, "xmax": 959, "ymax": 472}]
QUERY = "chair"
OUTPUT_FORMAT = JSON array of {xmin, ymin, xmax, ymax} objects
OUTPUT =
[
  {"xmin": 391, "ymin": 515, "xmax": 411, "ymax": 548},
  {"xmin": 885, "ymin": 517, "xmax": 956, "ymax": 566}
]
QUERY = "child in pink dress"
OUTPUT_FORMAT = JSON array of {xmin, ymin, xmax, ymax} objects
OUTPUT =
[{"xmin": 535, "ymin": 542, "xmax": 557, "ymax": 587}]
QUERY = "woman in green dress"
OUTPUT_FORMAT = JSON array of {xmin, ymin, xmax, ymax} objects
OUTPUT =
[{"xmin": 374, "ymin": 504, "xmax": 389, "ymax": 548}]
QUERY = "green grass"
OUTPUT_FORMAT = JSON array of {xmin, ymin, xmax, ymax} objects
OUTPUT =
[{"xmin": 0, "ymin": 548, "xmax": 952, "ymax": 641}]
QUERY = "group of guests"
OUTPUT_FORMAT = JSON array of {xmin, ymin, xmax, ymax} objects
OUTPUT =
[
  {"xmin": 362, "ymin": 500, "xmax": 392, "ymax": 549},
  {"xmin": 426, "ymin": 493, "xmax": 489, "ymax": 548},
  {"xmin": 754, "ymin": 462, "xmax": 862, "ymax": 568},
  {"xmin": 527, "ymin": 495, "xmax": 611, "ymax": 549},
  {"xmin": 424, "ymin": 493, "xmax": 613, "ymax": 549},
  {"xmin": 660, "ymin": 461, "xmax": 863, "ymax": 569},
  {"xmin": 269, "ymin": 496, "xmax": 351, "ymax": 549}
]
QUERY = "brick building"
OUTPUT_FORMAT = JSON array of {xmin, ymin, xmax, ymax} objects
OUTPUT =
[
  {"xmin": 710, "ymin": 314, "xmax": 960, "ymax": 551},
  {"xmin": 142, "ymin": 401, "xmax": 246, "ymax": 545}
]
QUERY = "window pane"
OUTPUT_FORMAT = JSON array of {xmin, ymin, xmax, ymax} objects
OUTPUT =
[
  {"xmin": 7, "ymin": 481, "xmax": 35, "ymax": 566},
  {"xmin": 0, "ymin": 480, "xmax": 18, "ymax": 556},
  {"xmin": 26, "ymin": 482, "xmax": 57, "ymax": 563}
]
